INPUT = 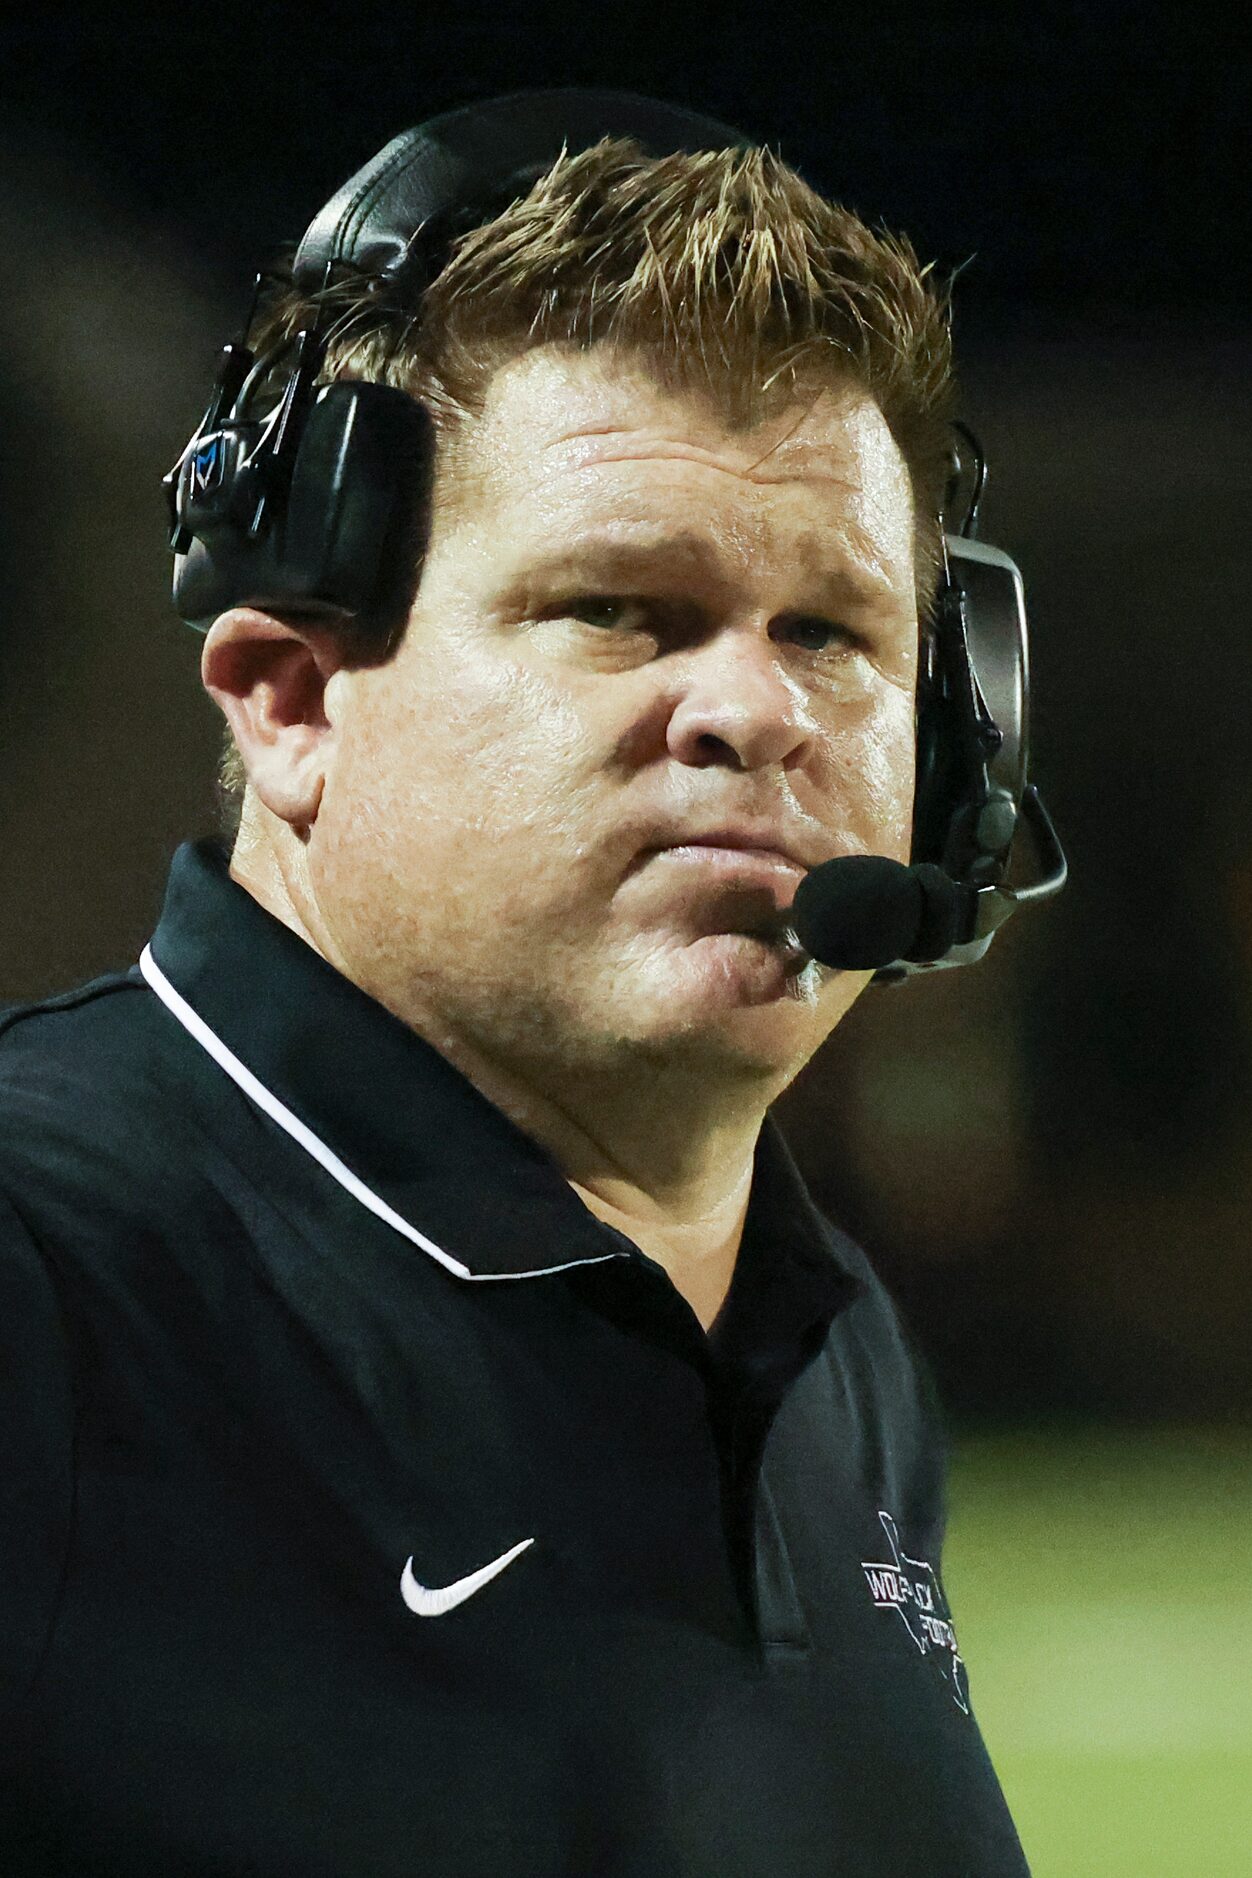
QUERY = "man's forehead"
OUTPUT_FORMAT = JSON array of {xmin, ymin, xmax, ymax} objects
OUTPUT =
[
  {"xmin": 467, "ymin": 344, "xmax": 896, "ymax": 484},
  {"xmin": 448, "ymin": 345, "xmax": 915, "ymax": 588}
]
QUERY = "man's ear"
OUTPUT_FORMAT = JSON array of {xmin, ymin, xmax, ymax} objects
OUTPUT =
[{"xmin": 201, "ymin": 608, "xmax": 350, "ymax": 830}]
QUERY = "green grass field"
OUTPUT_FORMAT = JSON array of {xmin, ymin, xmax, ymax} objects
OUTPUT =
[{"xmin": 943, "ymin": 1429, "xmax": 1252, "ymax": 1877}]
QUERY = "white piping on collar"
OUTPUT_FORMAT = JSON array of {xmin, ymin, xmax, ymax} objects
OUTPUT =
[{"xmin": 137, "ymin": 943, "xmax": 622, "ymax": 1285}]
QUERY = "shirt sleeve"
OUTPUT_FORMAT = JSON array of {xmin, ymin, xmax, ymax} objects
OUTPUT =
[{"xmin": 0, "ymin": 1180, "xmax": 76, "ymax": 1719}]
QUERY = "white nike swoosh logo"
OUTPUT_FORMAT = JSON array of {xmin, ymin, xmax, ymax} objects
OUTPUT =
[{"xmin": 400, "ymin": 1537, "xmax": 536, "ymax": 1616}]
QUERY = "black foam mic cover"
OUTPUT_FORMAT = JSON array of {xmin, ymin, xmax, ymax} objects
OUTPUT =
[{"xmin": 788, "ymin": 857, "xmax": 961, "ymax": 970}]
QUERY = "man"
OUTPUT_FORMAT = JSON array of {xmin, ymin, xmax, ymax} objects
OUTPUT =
[{"xmin": 0, "ymin": 119, "xmax": 1031, "ymax": 1872}]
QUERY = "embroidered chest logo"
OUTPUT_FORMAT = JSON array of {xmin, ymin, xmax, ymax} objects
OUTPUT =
[
  {"xmin": 861, "ymin": 1510, "xmax": 969, "ymax": 1713},
  {"xmin": 400, "ymin": 1537, "xmax": 535, "ymax": 1617}
]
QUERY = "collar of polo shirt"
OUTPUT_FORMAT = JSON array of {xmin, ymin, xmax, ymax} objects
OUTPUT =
[{"xmin": 137, "ymin": 838, "xmax": 862, "ymax": 1374}]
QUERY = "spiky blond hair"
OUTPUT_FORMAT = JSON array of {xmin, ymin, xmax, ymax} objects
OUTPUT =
[{"xmin": 216, "ymin": 136, "xmax": 958, "ymax": 842}]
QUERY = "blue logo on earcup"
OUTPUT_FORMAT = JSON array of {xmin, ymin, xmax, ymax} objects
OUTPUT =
[{"xmin": 190, "ymin": 434, "xmax": 225, "ymax": 495}]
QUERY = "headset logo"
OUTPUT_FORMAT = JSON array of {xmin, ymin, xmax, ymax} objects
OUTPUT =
[
  {"xmin": 861, "ymin": 1511, "xmax": 969, "ymax": 1713},
  {"xmin": 190, "ymin": 434, "xmax": 226, "ymax": 496}
]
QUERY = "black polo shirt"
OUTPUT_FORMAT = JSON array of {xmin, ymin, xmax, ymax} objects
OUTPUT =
[{"xmin": 0, "ymin": 836, "xmax": 1028, "ymax": 1875}]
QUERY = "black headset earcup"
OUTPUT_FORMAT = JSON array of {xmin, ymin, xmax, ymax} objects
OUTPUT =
[
  {"xmin": 910, "ymin": 540, "xmax": 1030, "ymax": 873},
  {"xmin": 173, "ymin": 382, "xmax": 433, "ymax": 638},
  {"xmin": 283, "ymin": 382, "xmax": 434, "ymax": 634}
]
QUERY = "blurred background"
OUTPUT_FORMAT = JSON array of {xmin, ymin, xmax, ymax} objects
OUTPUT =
[{"xmin": 3, "ymin": 3, "xmax": 1249, "ymax": 1869}]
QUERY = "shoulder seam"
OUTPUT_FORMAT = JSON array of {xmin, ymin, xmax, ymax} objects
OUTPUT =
[{"xmin": 0, "ymin": 971, "xmax": 145, "ymax": 1043}]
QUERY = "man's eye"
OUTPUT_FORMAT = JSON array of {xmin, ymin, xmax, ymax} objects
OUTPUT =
[
  {"xmin": 564, "ymin": 595, "xmax": 643, "ymax": 630},
  {"xmin": 780, "ymin": 616, "xmax": 857, "ymax": 653}
]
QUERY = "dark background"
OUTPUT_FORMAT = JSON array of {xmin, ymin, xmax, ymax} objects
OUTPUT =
[{"xmin": 3, "ymin": 0, "xmax": 1250, "ymax": 1423}]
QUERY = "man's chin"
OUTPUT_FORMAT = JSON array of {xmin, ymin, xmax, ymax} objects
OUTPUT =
[
  {"xmin": 675, "ymin": 930, "xmax": 817, "ymax": 1008},
  {"xmin": 602, "ymin": 932, "xmax": 841, "ymax": 1074}
]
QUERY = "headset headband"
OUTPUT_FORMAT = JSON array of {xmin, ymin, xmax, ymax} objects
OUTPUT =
[{"xmin": 292, "ymin": 89, "xmax": 752, "ymax": 296}]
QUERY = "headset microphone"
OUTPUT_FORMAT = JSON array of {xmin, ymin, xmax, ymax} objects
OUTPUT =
[{"xmin": 784, "ymin": 857, "xmax": 963, "ymax": 971}]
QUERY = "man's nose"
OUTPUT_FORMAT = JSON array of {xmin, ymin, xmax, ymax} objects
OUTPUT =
[{"xmin": 664, "ymin": 628, "xmax": 817, "ymax": 772}]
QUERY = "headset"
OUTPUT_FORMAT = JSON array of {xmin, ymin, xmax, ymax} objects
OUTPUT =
[{"xmin": 163, "ymin": 86, "xmax": 1068, "ymax": 987}]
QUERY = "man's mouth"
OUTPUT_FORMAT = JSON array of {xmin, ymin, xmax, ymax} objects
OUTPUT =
[
  {"xmin": 645, "ymin": 842, "xmax": 804, "ymax": 910},
  {"xmin": 649, "ymin": 822, "xmax": 814, "ymax": 868}
]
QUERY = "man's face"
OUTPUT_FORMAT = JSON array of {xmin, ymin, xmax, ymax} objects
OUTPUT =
[{"xmin": 311, "ymin": 345, "xmax": 919, "ymax": 1086}]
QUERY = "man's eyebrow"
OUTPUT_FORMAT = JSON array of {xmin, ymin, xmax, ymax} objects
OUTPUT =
[{"xmin": 508, "ymin": 527, "xmax": 900, "ymax": 608}]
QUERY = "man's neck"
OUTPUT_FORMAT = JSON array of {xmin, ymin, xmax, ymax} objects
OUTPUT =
[
  {"xmin": 568, "ymin": 1143, "xmax": 754, "ymax": 1332},
  {"xmin": 416, "ymin": 1017, "xmax": 765, "ymax": 1331}
]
